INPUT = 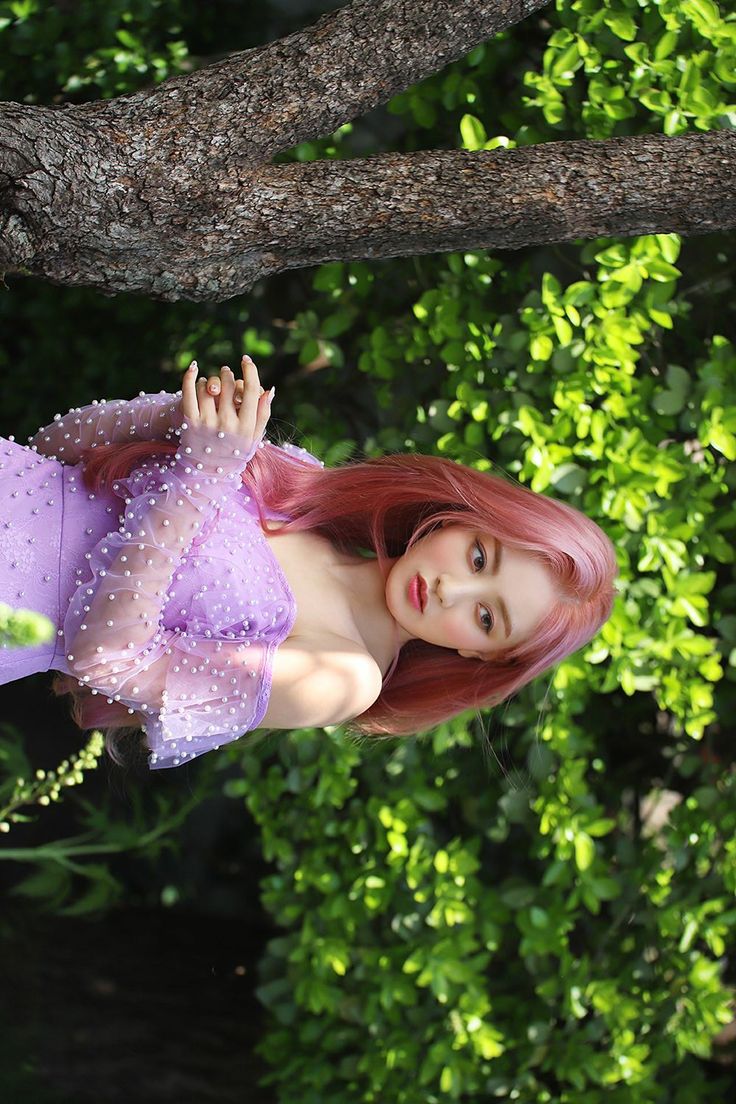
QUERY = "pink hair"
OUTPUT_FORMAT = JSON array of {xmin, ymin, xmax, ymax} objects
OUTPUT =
[{"xmin": 51, "ymin": 437, "xmax": 617, "ymax": 744}]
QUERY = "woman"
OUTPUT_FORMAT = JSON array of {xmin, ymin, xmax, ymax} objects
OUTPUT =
[{"xmin": 0, "ymin": 356, "xmax": 617, "ymax": 768}]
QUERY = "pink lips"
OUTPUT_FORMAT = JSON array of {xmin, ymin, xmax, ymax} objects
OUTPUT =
[{"xmin": 409, "ymin": 573, "xmax": 427, "ymax": 612}]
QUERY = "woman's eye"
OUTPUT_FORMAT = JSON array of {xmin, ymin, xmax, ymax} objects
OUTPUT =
[
  {"xmin": 480, "ymin": 607, "xmax": 494, "ymax": 634},
  {"xmin": 472, "ymin": 541, "xmax": 486, "ymax": 572}
]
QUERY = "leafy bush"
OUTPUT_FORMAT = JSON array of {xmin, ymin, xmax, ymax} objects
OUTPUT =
[
  {"xmin": 0, "ymin": 0, "xmax": 190, "ymax": 103},
  {"xmin": 234, "ymin": 718, "xmax": 736, "ymax": 1102},
  {"xmin": 1, "ymin": 0, "xmax": 735, "ymax": 1100}
]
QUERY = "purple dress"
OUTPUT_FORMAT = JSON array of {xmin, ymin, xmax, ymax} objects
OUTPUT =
[{"xmin": 0, "ymin": 391, "xmax": 321, "ymax": 769}]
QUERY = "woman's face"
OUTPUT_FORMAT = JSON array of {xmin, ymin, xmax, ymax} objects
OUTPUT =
[{"xmin": 385, "ymin": 523, "xmax": 558, "ymax": 657}]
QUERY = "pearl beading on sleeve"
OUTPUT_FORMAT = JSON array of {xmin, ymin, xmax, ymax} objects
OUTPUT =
[
  {"xmin": 27, "ymin": 391, "xmax": 184, "ymax": 462},
  {"xmin": 62, "ymin": 414, "xmax": 296, "ymax": 770}
]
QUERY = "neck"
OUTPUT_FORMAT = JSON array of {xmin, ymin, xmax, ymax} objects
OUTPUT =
[{"xmin": 330, "ymin": 553, "xmax": 405, "ymax": 673}]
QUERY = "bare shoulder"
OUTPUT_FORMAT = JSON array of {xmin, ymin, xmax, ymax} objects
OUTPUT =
[{"xmin": 260, "ymin": 634, "xmax": 384, "ymax": 730}]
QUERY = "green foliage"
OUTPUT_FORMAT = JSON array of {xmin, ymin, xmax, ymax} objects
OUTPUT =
[
  {"xmin": 1, "ymin": 1, "xmax": 735, "ymax": 1100},
  {"xmin": 282, "ymin": 234, "xmax": 735, "ymax": 745},
  {"xmin": 0, "ymin": 718, "xmax": 216, "ymax": 915},
  {"xmin": 0, "ymin": 0, "xmax": 190, "ymax": 102},
  {"xmin": 236, "ymin": 723, "xmax": 736, "ymax": 1102},
  {"xmin": 524, "ymin": 0, "xmax": 736, "ymax": 138},
  {"xmin": 0, "ymin": 599, "xmax": 54, "ymax": 649},
  {"xmin": 0, "ymin": 726, "xmax": 105, "ymax": 833},
  {"xmin": 234, "ymin": 3, "xmax": 735, "ymax": 1098}
]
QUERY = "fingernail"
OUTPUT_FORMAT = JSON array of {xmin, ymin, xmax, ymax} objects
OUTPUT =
[
  {"xmin": 267, "ymin": 386, "xmax": 275, "ymax": 402},
  {"xmin": 188, "ymin": 360, "xmax": 197, "ymax": 372}
]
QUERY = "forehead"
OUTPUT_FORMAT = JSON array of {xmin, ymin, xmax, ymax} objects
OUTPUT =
[
  {"xmin": 420, "ymin": 522, "xmax": 490, "ymax": 546},
  {"xmin": 430, "ymin": 523, "xmax": 558, "ymax": 620}
]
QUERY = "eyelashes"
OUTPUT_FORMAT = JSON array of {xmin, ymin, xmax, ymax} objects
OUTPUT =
[
  {"xmin": 480, "ymin": 608, "xmax": 494, "ymax": 633},
  {"xmin": 472, "ymin": 540, "xmax": 494, "ymax": 634}
]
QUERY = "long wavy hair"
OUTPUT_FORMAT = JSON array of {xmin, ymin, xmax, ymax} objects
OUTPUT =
[{"xmin": 51, "ymin": 436, "xmax": 617, "ymax": 748}]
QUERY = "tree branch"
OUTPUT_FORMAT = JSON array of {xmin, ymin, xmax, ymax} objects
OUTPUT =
[
  {"xmin": 1, "ymin": 0, "xmax": 733, "ymax": 301},
  {"xmin": 245, "ymin": 131, "xmax": 736, "ymax": 257},
  {"xmin": 85, "ymin": 0, "xmax": 550, "ymax": 163}
]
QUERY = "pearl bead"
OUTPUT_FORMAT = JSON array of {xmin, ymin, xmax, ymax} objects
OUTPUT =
[{"xmin": 8, "ymin": 390, "xmax": 325, "ymax": 770}]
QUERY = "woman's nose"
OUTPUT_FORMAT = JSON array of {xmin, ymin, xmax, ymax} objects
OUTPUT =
[
  {"xmin": 437, "ymin": 574, "xmax": 463, "ymax": 606},
  {"xmin": 437, "ymin": 574, "xmax": 485, "ymax": 607}
]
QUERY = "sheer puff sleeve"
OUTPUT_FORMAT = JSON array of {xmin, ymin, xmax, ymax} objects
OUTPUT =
[
  {"xmin": 62, "ymin": 421, "xmax": 296, "ymax": 770},
  {"xmin": 27, "ymin": 391, "xmax": 183, "ymax": 462}
]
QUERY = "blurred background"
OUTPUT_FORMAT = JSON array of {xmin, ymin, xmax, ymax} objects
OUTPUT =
[{"xmin": 0, "ymin": 1, "xmax": 735, "ymax": 1100}]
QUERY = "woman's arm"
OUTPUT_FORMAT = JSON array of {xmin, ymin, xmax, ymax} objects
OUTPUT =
[
  {"xmin": 64, "ymin": 416, "xmax": 256, "ymax": 691},
  {"xmin": 28, "ymin": 375, "xmax": 253, "ymax": 463},
  {"xmin": 64, "ymin": 361, "xmax": 278, "ymax": 769},
  {"xmin": 27, "ymin": 391, "xmax": 184, "ymax": 462}
]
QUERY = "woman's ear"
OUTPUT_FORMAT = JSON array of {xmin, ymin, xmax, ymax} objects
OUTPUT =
[{"xmin": 458, "ymin": 649, "xmax": 486, "ymax": 662}]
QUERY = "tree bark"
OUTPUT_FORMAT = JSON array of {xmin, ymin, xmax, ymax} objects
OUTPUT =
[{"xmin": 1, "ymin": 0, "xmax": 734, "ymax": 302}]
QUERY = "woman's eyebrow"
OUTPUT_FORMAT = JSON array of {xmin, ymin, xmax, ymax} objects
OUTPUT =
[{"xmin": 492, "ymin": 541, "xmax": 512, "ymax": 639}]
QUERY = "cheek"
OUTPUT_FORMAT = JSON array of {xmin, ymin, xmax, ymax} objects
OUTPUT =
[{"xmin": 446, "ymin": 610, "xmax": 473, "ymax": 645}]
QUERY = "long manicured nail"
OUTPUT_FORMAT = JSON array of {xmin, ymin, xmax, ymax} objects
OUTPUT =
[
  {"xmin": 188, "ymin": 360, "xmax": 197, "ymax": 372},
  {"xmin": 267, "ymin": 386, "xmax": 275, "ymax": 402}
]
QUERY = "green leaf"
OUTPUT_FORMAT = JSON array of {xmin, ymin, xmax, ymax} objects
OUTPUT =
[
  {"xmin": 552, "ymin": 316, "xmax": 574, "ymax": 345},
  {"xmin": 645, "ymin": 258, "xmax": 682, "ymax": 282},
  {"xmin": 10, "ymin": 861, "xmax": 70, "ymax": 909},
  {"xmin": 299, "ymin": 338, "xmax": 321, "ymax": 366},
  {"xmin": 654, "ymin": 31, "xmax": 679, "ymax": 60},
  {"xmin": 60, "ymin": 872, "xmax": 121, "ymax": 917},
  {"xmin": 460, "ymin": 114, "xmax": 487, "ymax": 151},
  {"xmin": 666, "ymin": 364, "xmax": 691, "ymax": 393},
  {"xmin": 655, "ymin": 236, "xmax": 682, "ymax": 267},
  {"xmin": 551, "ymin": 43, "xmax": 581, "ymax": 80},
  {"xmin": 550, "ymin": 462, "xmax": 587, "ymax": 495},
  {"xmin": 595, "ymin": 244, "xmax": 628, "ymax": 269},
  {"xmin": 321, "ymin": 309, "xmax": 355, "ymax": 339},
  {"xmin": 653, "ymin": 390, "xmax": 685, "ymax": 416},
  {"xmin": 574, "ymin": 832, "xmax": 595, "ymax": 871},
  {"xmin": 604, "ymin": 13, "xmax": 637, "ymax": 41},
  {"xmin": 542, "ymin": 98, "xmax": 566, "ymax": 126},
  {"xmin": 587, "ymin": 818, "xmax": 616, "ymax": 837},
  {"xmin": 649, "ymin": 307, "xmax": 674, "ymax": 328},
  {"xmin": 115, "ymin": 29, "xmax": 140, "ymax": 50},
  {"xmin": 639, "ymin": 88, "xmax": 673, "ymax": 114},
  {"xmin": 682, "ymin": 0, "xmax": 722, "ymax": 34},
  {"xmin": 707, "ymin": 424, "xmax": 736, "ymax": 460},
  {"xmin": 530, "ymin": 334, "xmax": 554, "ymax": 361},
  {"xmin": 312, "ymin": 263, "xmax": 343, "ymax": 292}
]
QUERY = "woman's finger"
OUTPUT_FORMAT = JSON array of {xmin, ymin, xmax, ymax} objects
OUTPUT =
[
  {"xmin": 253, "ymin": 387, "xmax": 274, "ymax": 443},
  {"xmin": 218, "ymin": 365, "xmax": 235, "ymax": 408},
  {"xmin": 181, "ymin": 361, "xmax": 201, "ymax": 423},
  {"xmin": 237, "ymin": 355, "xmax": 263, "ymax": 430},
  {"xmin": 197, "ymin": 375, "xmax": 218, "ymax": 423}
]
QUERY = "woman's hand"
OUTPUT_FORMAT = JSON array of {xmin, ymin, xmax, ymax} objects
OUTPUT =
[
  {"xmin": 181, "ymin": 354, "xmax": 274, "ymax": 446},
  {"xmin": 206, "ymin": 373, "xmax": 247, "ymax": 408}
]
